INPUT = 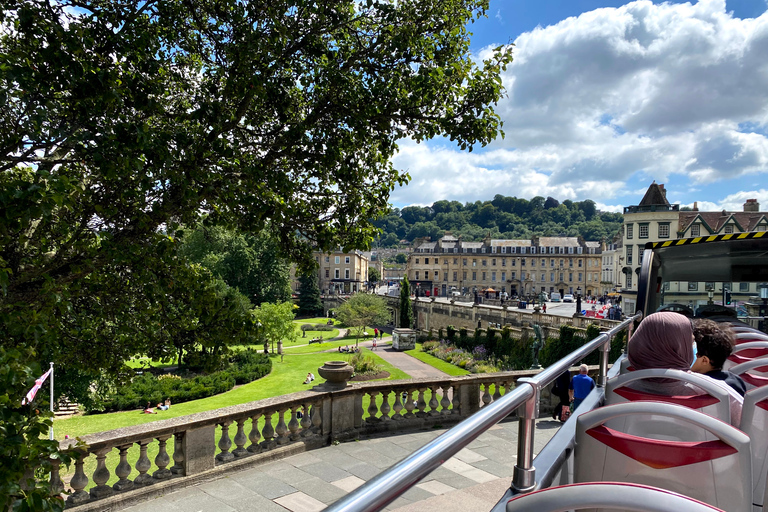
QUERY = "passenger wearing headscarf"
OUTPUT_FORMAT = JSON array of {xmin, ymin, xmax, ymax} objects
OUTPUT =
[{"xmin": 627, "ymin": 312, "xmax": 742, "ymax": 426}]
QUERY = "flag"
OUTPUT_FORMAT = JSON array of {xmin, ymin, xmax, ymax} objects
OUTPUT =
[{"xmin": 22, "ymin": 367, "xmax": 52, "ymax": 406}]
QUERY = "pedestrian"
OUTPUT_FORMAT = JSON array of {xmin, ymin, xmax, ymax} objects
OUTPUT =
[
  {"xmin": 372, "ymin": 337, "xmax": 377, "ymax": 350},
  {"xmin": 542, "ymin": 303, "xmax": 547, "ymax": 314},
  {"xmin": 569, "ymin": 364, "xmax": 595, "ymax": 412},
  {"xmin": 374, "ymin": 327, "xmax": 378, "ymax": 338},
  {"xmin": 552, "ymin": 370, "xmax": 571, "ymax": 421},
  {"xmin": 379, "ymin": 329, "xmax": 383, "ymax": 340}
]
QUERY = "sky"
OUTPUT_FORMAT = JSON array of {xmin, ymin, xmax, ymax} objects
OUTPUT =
[{"xmin": 389, "ymin": 0, "xmax": 768, "ymax": 213}]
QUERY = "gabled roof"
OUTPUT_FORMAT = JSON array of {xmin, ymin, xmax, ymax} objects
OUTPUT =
[
  {"xmin": 638, "ymin": 182, "xmax": 670, "ymax": 207},
  {"xmin": 538, "ymin": 237, "xmax": 580, "ymax": 247},
  {"xmin": 678, "ymin": 211, "xmax": 768, "ymax": 234}
]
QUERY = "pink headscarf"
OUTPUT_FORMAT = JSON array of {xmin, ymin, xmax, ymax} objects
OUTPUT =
[{"xmin": 628, "ymin": 312, "xmax": 694, "ymax": 371}]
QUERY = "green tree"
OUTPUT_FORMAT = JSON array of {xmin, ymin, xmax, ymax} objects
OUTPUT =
[
  {"xmin": 369, "ymin": 267, "xmax": 381, "ymax": 286},
  {"xmin": 394, "ymin": 253, "xmax": 408, "ymax": 265},
  {"xmin": 399, "ymin": 277, "xmax": 414, "ymax": 328},
  {"xmin": 0, "ymin": 0, "xmax": 510, "ymax": 396},
  {"xmin": 334, "ymin": 293, "xmax": 389, "ymax": 345},
  {"xmin": 297, "ymin": 269, "xmax": 324, "ymax": 317},
  {"xmin": 254, "ymin": 301, "xmax": 298, "ymax": 354}
]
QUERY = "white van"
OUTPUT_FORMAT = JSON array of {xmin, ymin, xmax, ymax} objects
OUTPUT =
[{"xmin": 550, "ymin": 292, "xmax": 561, "ymax": 302}]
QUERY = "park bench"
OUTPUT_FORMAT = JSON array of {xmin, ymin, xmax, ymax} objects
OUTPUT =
[{"xmin": 308, "ymin": 337, "xmax": 323, "ymax": 344}]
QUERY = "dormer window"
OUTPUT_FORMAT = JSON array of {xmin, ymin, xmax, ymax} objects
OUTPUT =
[
  {"xmin": 724, "ymin": 225, "xmax": 734, "ymax": 234},
  {"xmin": 690, "ymin": 224, "xmax": 700, "ymax": 237}
]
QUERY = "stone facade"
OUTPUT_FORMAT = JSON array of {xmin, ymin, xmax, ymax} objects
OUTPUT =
[
  {"xmin": 406, "ymin": 234, "xmax": 602, "ymax": 299},
  {"xmin": 315, "ymin": 250, "xmax": 370, "ymax": 294}
]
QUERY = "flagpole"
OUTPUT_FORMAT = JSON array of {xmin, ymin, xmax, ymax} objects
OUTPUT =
[{"xmin": 49, "ymin": 362, "xmax": 54, "ymax": 441}]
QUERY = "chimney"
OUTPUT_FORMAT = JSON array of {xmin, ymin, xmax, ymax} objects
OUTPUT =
[
  {"xmin": 744, "ymin": 199, "xmax": 760, "ymax": 212},
  {"xmin": 659, "ymin": 184, "xmax": 666, "ymax": 199},
  {"xmin": 693, "ymin": 202, "xmax": 698, "ymax": 211}
]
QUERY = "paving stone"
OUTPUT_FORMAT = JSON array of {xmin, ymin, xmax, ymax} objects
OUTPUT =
[
  {"xmin": 429, "ymin": 471, "xmax": 480, "ymax": 490},
  {"xmin": 198, "ymin": 477, "xmax": 266, "ymax": 510},
  {"xmin": 416, "ymin": 479, "xmax": 457, "ymax": 495},
  {"xmin": 270, "ymin": 464, "xmax": 314, "ymax": 485},
  {"xmin": 400, "ymin": 485, "xmax": 438, "ymax": 502},
  {"xmin": 453, "ymin": 448, "xmax": 487, "ymax": 463},
  {"xmin": 299, "ymin": 461, "xmax": 354, "ymax": 482},
  {"xmin": 332, "ymin": 475, "xmax": 366, "ymax": 493},
  {"xmin": 346, "ymin": 461, "xmax": 383, "ymax": 480},
  {"xmin": 442, "ymin": 458, "xmax": 498, "ymax": 483},
  {"xmin": 285, "ymin": 451, "xmax": 325, "ymax": 467},
  {"xmin": 315, "ymin": 448, "xmax": 364, "ymax": 470},
  {"xmin": 382, "ymin": 495, "xmax": 415, "ymax": 511},
  {"xmin": 171, "ymin": 488, "xmax": 238, "ymax": 512},
  {"xmin": 470, "ymin": 459, "xmax": 516, "ymax": 478},
  {"xmin": 274, "ymin": 491, "xmax": 327, "ymax": 512},
  {"xmin": 290, "ymin": 475, "xmax": 348, "ymax": 504},
  {"xmin": 367, "ymin": 440, "xmax": 414, "ymax": 459},
  {"xmin": 231, "ymin": 473, "xmax": 298, "ymax": 500}
]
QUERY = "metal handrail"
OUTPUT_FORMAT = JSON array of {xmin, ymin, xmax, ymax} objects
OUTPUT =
[{"xmin": 323, "ymin": 314, "xmax": 640, "ymax": 512}]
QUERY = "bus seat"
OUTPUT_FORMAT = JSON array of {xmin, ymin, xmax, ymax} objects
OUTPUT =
[
  {"xmin": 735, "ymin": 332, "xmax": 768, "ymax": 343},
  {"xmin": 618, "ymin": 355, "xmax": 633, "ymax": 375},
  {"xmin": 723, "ymin": 342, "xmax": 768, "ymax": 371},
  {"xmin": 731, "ymin": 359, "xmax": 768, "ymax": 390},
  {"xmin": 574, "ymin": 402, "xmax": 752, "ymax": 512},
  {"xmin": 606, "ymin": 369, "xmax": 732, "ymax": 428},
  {"xmin": 505, "ymin": 482, "xmax": 726, "ymax": 512},
  {"xmin": 741, "ymin": 386, "xmax": 768, "ymax": 510}
]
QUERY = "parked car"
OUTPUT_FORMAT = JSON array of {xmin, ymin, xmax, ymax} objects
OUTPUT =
[
  {"xmin": 550, "ymin": 292, "xmax": 561, "ymax": 302},
  {"xmin": 563, "ymin": 294, "xmax": 574, "ymax": 302}
]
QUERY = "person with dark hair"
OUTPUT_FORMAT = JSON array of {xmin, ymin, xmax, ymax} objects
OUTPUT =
[{"xmin": 691, "ymin": 319, "xmax": 747, "ymax": 397}]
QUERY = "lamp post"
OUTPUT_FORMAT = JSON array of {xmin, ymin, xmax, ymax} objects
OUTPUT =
[
  {"xmin": 707, "ymin": 284, "xmax": 714, "ymax": 305},
  {"xmin": 576, "ymin": 286, "xmax": 582, "ymax": 315}
]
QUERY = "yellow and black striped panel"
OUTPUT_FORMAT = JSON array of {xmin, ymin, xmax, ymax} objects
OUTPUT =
[{"xmin": 644, "ymin": 230, "xmax": 768, "ymax": 250}]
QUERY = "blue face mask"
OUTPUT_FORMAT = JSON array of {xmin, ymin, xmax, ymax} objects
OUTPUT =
[{"xmin": 691, "ymin": 342, "xmax": 698, "ymax": 368}]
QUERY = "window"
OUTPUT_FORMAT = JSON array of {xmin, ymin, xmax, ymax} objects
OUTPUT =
[
  {"xmin": 482, "ymin": 259, "xmax": 487, "ymax": 266},
  {"xmin": 482, "ymin": 272, "xmax": 486, "ymax": 280},
  {"xmin": 560, "ymin": 259, "xmax": 564, "ymax": 267},
  {"xmin": 345, "ymin": 269, "xmax": 350, "ymax": 279},
  {"xmin": 325, "ymin": 269, "xmax": 329, "ymax": 278},
  {"xmin": 626, "ymin": 245, "xmax": 633, "ymax": 265},
  {"xmin": 626, "ymin": 273, "xmax": 632, "ymax": 288},
  {"xmin": 626, "ymin": 224, "xmax": 633, "ymax": 239},
  {"xmin": 492, "ymin": 258, "xmax": 496, "ymax": 266},
  {"xmin": 531, "ymin": 259, "xmax": 536, "ymax": 267},
  {"xmin": 512, "ymin": 259, "xmax": 516, "ymax": 266},
  {"xmin": 568, "ymin": 247, "xmax": 574, "ymax": 254},
  {"xmin": 463, "ymin": 258, "xmax": 467, "ymax": 265},
  {"xmin": 690, "ymin": 224, "xmax": 700, "ymax": 237},
  {"xmin": 415, "ymin": 271, "xmax": 419, "ymax": 280},
  {"xmin": 492, "ymin": 272, "xmax": 497, "ymax": 282},
  {"xmin": 444, "ymin": 259, "xmax": 448, "ymax": 264},
  {"xmin": 550, "ymin": 272, "xmax": 554, "ymax": 282},
  {"xmin": 578, "ymin": 273, "xmax": 582, "ymax": 282},
  {"xmin": 415, "ymin": 258, "xmax": 419, "ymax": 264},
  {"xmin": 521, "ymin": 271, "xmax": 526, "ymax": 280},
  {"xmin": 502, "ymin": 259, "xmax": 506, "ymax": 266},
  {"xmin": 453, "ymin": 258, "xmax": 458, "ymax": 264},
  {"xmin": 501, "ymin": 247, "xmax": 507, "ymax": 253},
  {"xmin": 688, "ymin": 282, "xmax": 698, "ymax": 291},
  {"xmin": 424, "ymin": 271, "xmax": 430, "ymax": 280},
  {"xmin": 569, "ymin": 259, "xmax": 573, "ymax": 267},
  {"xmin": 559, "ymin": 272, "xmax": 564, "ymax": 281},
  {"xmin": 444, "ymin": 272, "xmax": 448, "ymax": 281},
  {"xmin": 724, "ymin": 225, "xmax": 734, "ymax": 234},
  {"xmin": 501, "ymin": 272, "xmax": 506, "ymax": 281},
  {"xmin": 491, "ymin": 247, "xmax": 497, "ymax": 254},
  {"xmin": 335, "ymin": 269, "xmax": 340, "ymax": 279},
  {"xmin": 549, "ymin": 247, "xmax": 555, "ymax": 254},
  {"xmin": 541, "ymin": 258, "xmax": 546, "ymax": 266},
  {"xmin": 578, "ymin": 260, "xmax": 583, "ymax": 267},
  {"xmin": 472, "ymin": 259, "xmax": 477, "ymax": 267},
  {"xmin": 424, "ymin": 258, "xmax": 429, "ymax": 264},
  {"xmin": 453, "ymin": 271, "xmax": 458, "ymax": 281},
  {"xmin": 521, "ymin": 258, "xmax": 526, "ymax": 266},
  {"xmin": 740, "ymin": 282, "xmax": 749, "ymax": 292},
  {"xmin": 463, "ymin": 271, "xmax": 467, "ymax": 279},
  {"xmin": 325, "ymin": 256, "xmax": 330, "ymax": 263},
  {"xmin": 658, "ymin": 223, "xmax": 670, "ymax": 238},
  {"xmin": 345, "ymin": 256, "xmax": 350, "ymax": 263},
  {"xmin": 511, "ymin": 271, "xmax": 516, "ymax": 279},
  {"xmin": 472, "ymin": 271, "xmax": 477, "ymax": 281},
  {"xmin": 639, "ymin": 224, "xmax": 649, "ymax": 239},
  {"xmin": 481, "ymin": 248, "xmax": 486, "ymax": 253},
  {"xmin": 540, "ymin": 273, "xmax": 545, "ymax": 281},
  {"xmin": 335, "ymin": 256, "xmax": 340, "ymax": 264},
  {"xmin": 551, "ymin": 259, "xmax": 555, "ymax": 267},
  {"xmin": 569, "ymin": 273, "xmax": 573, "ymax": 281}
]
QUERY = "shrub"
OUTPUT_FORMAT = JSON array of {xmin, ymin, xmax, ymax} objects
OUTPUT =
[
  {"xmin": 312, "ymin": 324, "xmax": 335, "ymax": 331},
  {"xmin": 446, "ymin": 325, "xmax": 456, "ymax": 342},
  {"xmin": 301, "ymin": 324, "xmax": 314, "ymax": 332},
  {"xmin": 422, "ymin": 341, "xmax": 440, "ymax": 352},
  {"xmin": 438, "ymin": 327, "xmax": 444, "ymax": 340},
  {"xmin": 348, "ymin": 352, "xmax": 382, "ymax": 375}
]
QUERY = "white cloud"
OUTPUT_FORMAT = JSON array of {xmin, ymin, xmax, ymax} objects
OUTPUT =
[{"xmin": 391, "ymin": 0, "xmax": 768, "ymax": 209}]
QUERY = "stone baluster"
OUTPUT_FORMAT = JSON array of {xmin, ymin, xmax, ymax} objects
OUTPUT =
[
  {"xmin": 367, "ymin": 391, "xmax": 380, "ymax": 422},
  {"xmin": 216, "ymin": 422, "xmax": 234, "ymax": 463},
  {"xmin": 310, "ymin": 403, "xmax": 322, "ymax": 432},
  {"xmin": 275, "ymin": 408, "xmax": 289, "ymax": 445},
  {"xmin": 392, "ymin": 391, "xmax": 404, "ymax": 420},
  {"xmin": 505, "ymin": 379, "xmax": 515, "ymax": 397},
  {"xmin": 153, "ymin": 435, "xmax": 173, "ymax": 479},
  {"xmin": 288, "ymin": 406, "xmax": 301, "ymax": 441},
  {"xmin": 66, "ymin": 451, "xmax": 90, "ymax": 505},
  {"xmin": 452, "ymin": 385, "xmax": 461, "ymax": 415},
  {"xmin": 416, "ymin": 388, "xmax": 427, "ymax": 417},
  {"xmin": 171, "ymin": 433, "xmax": 185, "ymax": 475},
  {"xmin": 380, "ymin": 391, "xmax": 391, "ymax": 421},
  {"xmin": 403, "ymin": 390, "xmax": 416, "ymax": 418},
  {"xmin": 113, "ymin": 444, "xmax": 134, "ymax": 491},
  {"xmin": 492, "ymin": 381, "xmax": 502, "ymax": 403},
  {"xmin": 481, "ymin": 383, "xmax": 492, "ymax": 407},
  {"xmin": 248, "ymin": 413, "xmax": 263, "ymax": 453},
  {"xmin": 261, "ymin": 410, "xmax": 276, "ymax": 449},
  {"xmin": 440, "ymin": 385, "xmax": 452, "ymax": 415},
  {"xmin": 233, "ymin": 418, "xmax": 249, "ymax": 457},
  {"xmin": 428, "ymin": 386, "xmax": 440, "ymax": 416},
  {"xmin": 300, "ymin": 403, "xmax": 312, "ymax": 435},
  {"xmin": 90, "ymin": 446, "xmax": 114, "ymax": 498},
  {"xmin": 134, "ymin": 440, "xmax": 153, "ymax": 486},
  {"xmin": 49, "ymin": 457, "xmax": 64, "ymax": 496}
]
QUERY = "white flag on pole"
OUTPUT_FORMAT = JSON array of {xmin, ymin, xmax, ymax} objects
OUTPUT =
[{"xmin": 22, "ymin": 367, "xmax": 53, "ymax": 406}]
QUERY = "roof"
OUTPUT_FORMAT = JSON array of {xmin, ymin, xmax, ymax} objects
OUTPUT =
[
  {"xmin": 461, "ymin": 242, "xmax": 484, "ymax": 249},
  {"xmin": 490, "ymin": 239, "xmax": 531, "ymax": 247},
  {"xmin": 538, "ymin": 237, "xmax": 580, "ymax": 247},
  {"xmin": 638, "ymin": 182, "xmax": 670, "ymax": 207},
  {"xmin": 584, "ymin": 241, "xmax": 600, "ymax": 248},
  {"xmin": 678, "ymin": 211, "xmax": 768, "ymax": 234}
]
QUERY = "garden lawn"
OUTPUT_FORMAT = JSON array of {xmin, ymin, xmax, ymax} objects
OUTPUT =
[
  {"xmin": 406, "ymin": 344, "xmax": 471, "ymax": 376},
  {"xmin": 55, "ymin": 348, "xmax": 409, "ymax": 490}
]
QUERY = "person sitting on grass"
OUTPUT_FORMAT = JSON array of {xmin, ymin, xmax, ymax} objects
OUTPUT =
[
  {"xmin": 143, "ymin": 401, "xmax": 157, "ymax": 414},
  {"xmin": 303, "ymin": 373, "xmax": 312, "ymax": 384},
  {"xmin": 157, "ymin": 398, "xmax": 171, "ymax": 411}
]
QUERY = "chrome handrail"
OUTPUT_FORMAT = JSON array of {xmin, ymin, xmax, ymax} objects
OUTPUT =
[{"xmin": 323, "ymin": 314, "xmax": 640, "ymax": 512}]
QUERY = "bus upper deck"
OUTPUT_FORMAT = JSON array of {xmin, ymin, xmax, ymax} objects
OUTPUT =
[{"xmin": 325, "ymin": 232, "xmax": 768, "ymax": 512}]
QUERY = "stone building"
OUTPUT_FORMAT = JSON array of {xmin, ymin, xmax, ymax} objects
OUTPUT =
[
  {"xmin": 406, "ymin": 233, "xmax": 602, "ymax": 298},
  {"xmin": 290, "ymin": 250, "xmax": 371, "ymax": 295},
  {"xmin": 619, "ymin": 182, "xmax": 768, "ymax": 314}
]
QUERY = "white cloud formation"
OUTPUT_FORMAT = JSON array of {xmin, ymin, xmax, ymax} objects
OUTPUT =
[{"xmin": 391, "ymin": 0, "xmax": 768, "ymax": 209}]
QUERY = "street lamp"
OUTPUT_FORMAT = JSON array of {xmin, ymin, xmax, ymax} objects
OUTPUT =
[
  {"xmin": 576, "ymin": 286, "xmax": 582, "ymax": 315},
  {"xmin": 707, "ymin": 284, "xmax": 714, "ymax": 305}
]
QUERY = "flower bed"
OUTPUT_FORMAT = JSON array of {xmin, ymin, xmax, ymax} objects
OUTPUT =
[{"xmin": 421, "ymin": 340, "xmax": 498, "ymax": 373}]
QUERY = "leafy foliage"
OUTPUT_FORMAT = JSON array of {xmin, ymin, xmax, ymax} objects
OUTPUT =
[
  {"xmin": 368, "ymin": 267, "xmax": 380, "ymax": 284},
  {"xmin": 335, "ymin": 293, "xmax": 390, "ymax": 343},
  {"xmin": 348, "ymin": 351, "xmax": 382, "ymax": 375},
  {"xmin": 0, "ymin": 347, "xmax": 73, "ymax": 512},
  {"xmin": 399, "ymin": 276, "xmax": 414, "ymax": 328},
  {"xmin": 297, "ymin": 268, "xmax": 324, "ymax": 317},
  {"xmin": 254, "ymin": 301, "xmax": 298, "ymax": 354}
]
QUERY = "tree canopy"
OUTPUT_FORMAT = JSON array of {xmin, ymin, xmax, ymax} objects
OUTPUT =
[
  {"xmin": 0, "ymin": 0, "xmax": 510, "ymax": 393},
  {"xmin": 334, "ymin": 293, "xmax": 389, "ymax": 344},
  {"xmin": 297, "ymin": 269, "xmax": 324, "ymax": 317},
  {"xmin": 399, "ymin": 277, "xmax": 414, "ymax": 328}
]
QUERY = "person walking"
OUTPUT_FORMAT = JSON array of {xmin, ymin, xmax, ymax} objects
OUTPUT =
[{"xmin": 569, "ymin": 364, "xmax": 595, "ymax": 412}]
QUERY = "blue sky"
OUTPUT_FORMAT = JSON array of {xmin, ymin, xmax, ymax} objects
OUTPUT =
[{"xmin": 389, "ymin": 0, "xmax": 768, "ymax": 213}]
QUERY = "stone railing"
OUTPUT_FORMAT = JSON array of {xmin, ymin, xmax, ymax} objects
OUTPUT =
[{"xmin": 53, "ymin": 370, "xmax": 552, "ymax": 511}]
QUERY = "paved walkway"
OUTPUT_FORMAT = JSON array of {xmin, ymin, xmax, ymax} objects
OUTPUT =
[{"xmin": 121, "ymin": 417, "xmax": 561, "ymax": 512}]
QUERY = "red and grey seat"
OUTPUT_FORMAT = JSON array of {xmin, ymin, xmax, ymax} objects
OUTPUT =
[
  {"xmin": 723, "ymin": 342, "xmax": 768, "ymax": 371},
  {"xmin": 574, "ymin": 402, "xmax": 752, "ymax": 512},
  {"xmin": 734, "ymin": 332, "xmax": 768, "ymax": 344},
  {"xmin": 505, "ymin": 482, "xmax": 725, "ymax": 512},
  {"xmin": 741, "ymin": 386, "xmax": 768, "ymax": 511},
  {"xmin": 731, "ymin": 359, "xmax": 768, "ymax": 390},
  {"xmin": 605, "ymin": 369, "xmax": 732, "ymax": 431}
]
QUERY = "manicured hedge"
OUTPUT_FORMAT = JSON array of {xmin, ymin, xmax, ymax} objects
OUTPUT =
[{"xmin": 98, "ymin": 350, "xmax": 271, "ymax": 412}]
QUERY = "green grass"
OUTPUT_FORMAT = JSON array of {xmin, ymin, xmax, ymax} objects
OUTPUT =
[{"xmin": 405, "ymin": 344, "xmax": 471, "ymax": 376}]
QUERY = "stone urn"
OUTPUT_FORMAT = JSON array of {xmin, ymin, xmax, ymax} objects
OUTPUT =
[{"xmin": 317, "ymin": 361, "xmax": 354, "ymax": 390}]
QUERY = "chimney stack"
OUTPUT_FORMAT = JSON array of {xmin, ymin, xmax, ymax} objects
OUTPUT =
[
  {"xmin": 659, "ymin": 184, "xmax": 666, "ymax": 199},
  {"xmin": 693, "ymin": 202, "xmax": 698, "ymax": 211},
  {"xmin": 744, "ymin": 199, "xmax": 760, "ymax": 212}
]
